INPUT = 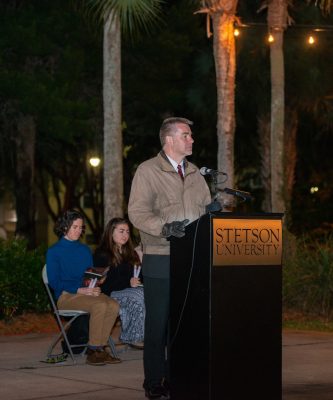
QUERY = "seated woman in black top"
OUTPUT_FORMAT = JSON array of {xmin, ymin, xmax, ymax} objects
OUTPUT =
[{"xmin": 94, "ymin": 217, "xmax": 145, "ymax": 348}]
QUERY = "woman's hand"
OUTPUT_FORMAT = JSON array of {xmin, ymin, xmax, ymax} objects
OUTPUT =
[
  {"xmin": 96, "ymin": 266, "xmax": 109, "ymax": 285},
  {"xmin": 77, "ymin": 287, "xmax": 101, "ymax": 296},
  {"xmin": 130, "ymin": 277, "xmax": 141, "ymax": 288}
]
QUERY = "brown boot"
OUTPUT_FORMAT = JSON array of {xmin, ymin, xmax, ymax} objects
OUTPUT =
[
  {"xmin": 86, "ymin": 349, "xmax": 106, "ymax": 366},
  {"xmin": 101, "ymin": 349, "xmax": 121, "ymax": 364},
  {"xmin": 130, "ymin": 341, "xmax": 144, "ymax": 350}
]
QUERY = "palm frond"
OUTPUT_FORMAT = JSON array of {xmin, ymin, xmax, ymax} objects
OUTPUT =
[{"xmin": 80, "ymin": 0, "xmax": 164, "ymax": 36}]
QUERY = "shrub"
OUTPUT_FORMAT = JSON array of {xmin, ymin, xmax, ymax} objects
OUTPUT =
[
  {"xmin": 0, "ymin": 239, "xmax": 49, "ymax": 319},
  {"xmin": 283, "ymin": 235, "xmax": 333, "ymax": 319}
]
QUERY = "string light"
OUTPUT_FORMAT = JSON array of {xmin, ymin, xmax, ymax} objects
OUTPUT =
[
  {"xmin": 307, "ymin": 35, "xmax": 316, "ymax": 44},
  {"xmin": 310, "ymin": 186, "xmax": 319, "ymax": 194},
  {"xmin": 231, "ymin": 22, "xmax": 332, "ymax": 46},
  {"xmin": 268, "ymin": 33, "xmax": 275, "ymax": 43}
]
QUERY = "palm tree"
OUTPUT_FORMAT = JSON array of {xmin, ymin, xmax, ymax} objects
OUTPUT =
[
  {"xmin": 197, "ymin": 0, "xmax": 238, "ymax": 208},
  {"xmin": 258, "ymin": 0, "xmax": 333, "ymax": 229},
  {"xmin": 259, "ymin": 0, "xmax": 289, "ymax": 213},
  {"xmin": 103, "ymin": 10, "xmax": 123, "ymax": 223},
  {"xmin": 82, "ymin": 0, "xmax": 162, "ymax": 223}
]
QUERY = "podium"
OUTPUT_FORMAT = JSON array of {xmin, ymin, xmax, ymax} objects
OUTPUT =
[{"xmin": 169, "ymin": 212, "xmax": 283, "ymax": 400}]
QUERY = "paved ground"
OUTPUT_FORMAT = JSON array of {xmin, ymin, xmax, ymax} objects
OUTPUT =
[
  {"xmin": 1, "ymin": 330, "xmax": 333, "ymax": 399},
  {"xmin": 283, "ymin": 330, "xmax": 333, "ymax": 399}
]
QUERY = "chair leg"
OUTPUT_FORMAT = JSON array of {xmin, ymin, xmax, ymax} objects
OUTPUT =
[
  {"xmin": 47, "ymin": 314, "xmax": 83, "ymax": 364},
  {"xmin": 46, "ymin": 331, "xmax": 63, "ymax": 357},
  {"xmin": 62, "ymin": 329, "xmax": 76, "ymax": 364},
  {"xmin": 108, "ymin": 336, "xmax": 119, "ymax": 358}
]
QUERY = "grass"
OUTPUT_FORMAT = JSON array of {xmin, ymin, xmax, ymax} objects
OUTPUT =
[{"xmin": 284, "ymin": 320, "xmax": 333, "ymax": 332}]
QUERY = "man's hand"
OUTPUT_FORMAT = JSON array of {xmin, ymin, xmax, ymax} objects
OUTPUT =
[
  {"xmin": 205, "ymin": 200, "xmax": 222, "ymax": 213},
  {"xmin": 162, "ymin": 219, "xmax": 189, "ymax": 238},
  {"xmin": 77, "ymin": 287, "xmax": 101, "ymax": 296}
]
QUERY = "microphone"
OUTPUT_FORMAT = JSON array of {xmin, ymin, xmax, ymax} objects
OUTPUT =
[
  {"xmin": 223, "ymin": 187, "xmax": 253, "ymax": 201},
  {"xmin": 200, "ymin": 167, "xmax": 227, "ymax": 176}
]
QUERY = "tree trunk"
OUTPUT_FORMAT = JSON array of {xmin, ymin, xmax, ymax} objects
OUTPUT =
[
  {"xmin": 14, "ymin": 114, "xmax": 36, "ymax": 248},
  {"xmin": 103, "ymin": 11, "xmax": 124, "ymax": 224},
  {"xmin": 258, "ymin": 113, "xmax": 271, "ymax": 212},
  {"xmin": 268, "ymin": 0, "xmax": 287, "ymax": 213},
  {"xmin": 284, "ymin": 107, "xmax": 298, "ymax": 227},
  {"xmin": 267, "ymin": 1, "xmax": 297, "ymax": 258},
  {"xmin": 211, "ymin": 1, "xmax": 238, "ymax": 209}
]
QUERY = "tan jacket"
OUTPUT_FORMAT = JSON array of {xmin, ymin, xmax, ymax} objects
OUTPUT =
[{"xmin": 128, "ymin": 152, "xmax": 211, "ymax": 255}]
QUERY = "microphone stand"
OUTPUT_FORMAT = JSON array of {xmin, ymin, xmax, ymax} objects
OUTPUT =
[
  {"xmin": 205, "ymin": 170, "xmax": 252, "ymax": 209},
  {"xmin": 211, "ymin": 173, "xmax": 218, "ymax": 201}
]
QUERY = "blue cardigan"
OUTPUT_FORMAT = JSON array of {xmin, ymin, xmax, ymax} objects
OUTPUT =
[{"xmin": 46, "ymin": 237, "xmax": 93, "ymax": 300}]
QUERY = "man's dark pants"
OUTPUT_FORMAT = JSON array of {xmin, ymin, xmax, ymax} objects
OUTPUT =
[{"xmin": 142, "ymin": 255, "xmax": 170, "ymax": 388}]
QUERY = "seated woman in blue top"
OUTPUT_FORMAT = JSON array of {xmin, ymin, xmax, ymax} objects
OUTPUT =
[
  {"xmin": 94, "ymin": 217, "xmax": 145, "ymax": 349},
  {"xmin": 46, "ymin": 209, "xmax": 120, "ymax": 366}
]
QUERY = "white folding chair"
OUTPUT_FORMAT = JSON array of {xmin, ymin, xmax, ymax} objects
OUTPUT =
[{"xmin": 42, "ymin": 265, "xmax": 118, "ymax": 363}]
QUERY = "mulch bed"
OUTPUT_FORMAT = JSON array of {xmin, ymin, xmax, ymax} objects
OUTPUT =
[
  {"xmin": 0, "ymin": 313, "xmax": 58, "ymax": 335},
  {"xmin": 1, "ymin": 311, "xmax": 332, "ymax": 336}
]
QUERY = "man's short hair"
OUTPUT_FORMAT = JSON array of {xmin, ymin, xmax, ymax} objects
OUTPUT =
[{"xmin": 159, "ymin": 117, "xmax": 193, "ymax": 146}]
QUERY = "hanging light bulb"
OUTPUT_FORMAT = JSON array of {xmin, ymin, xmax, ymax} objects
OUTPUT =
[
  {"xmin": 234, "ymin": 28, "xmax": 240, "ymax": 37},
  {"xmin": 307, "ymin": 35, "xmax": 315, "ymax": 45},
  {"xmin": 310, "ymin": 186, "xmax": 319, "ymax": 194},
  {"xmin": 268, "ymin": 33, "xmax": 274, "ymax": 43}
]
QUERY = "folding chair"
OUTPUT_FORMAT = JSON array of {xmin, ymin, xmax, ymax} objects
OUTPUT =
[{"xmin": 42, "ymin": 265, "xmax": 118, "ymax": 364}]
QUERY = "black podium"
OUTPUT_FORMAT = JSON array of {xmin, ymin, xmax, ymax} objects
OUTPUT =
[{"xmin": 169, "ymin": 212, "xmax": 283, "ymax": 400}]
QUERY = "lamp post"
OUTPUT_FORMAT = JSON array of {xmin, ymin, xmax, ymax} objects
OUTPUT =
[
  {"xmin": 88, "ymin": 156, "xmax": 102, "ymax": 204},
  {"xmin": 86, "ymin": 156, "xmax": 103, "ymax": 243}
]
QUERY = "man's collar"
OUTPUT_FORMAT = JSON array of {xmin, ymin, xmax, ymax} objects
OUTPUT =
[
  {"xmin": 160, "ymin": 150, "xmax": 187, "ymax": 167},
  {"xmin": 165, "ymin": 154, "xmax": 183, "ymax": 171}
]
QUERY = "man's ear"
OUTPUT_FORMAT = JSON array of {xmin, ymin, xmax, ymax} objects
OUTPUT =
[{"xmin": 165, "ymin": 135, "xmax": 173, "ymax": 145}]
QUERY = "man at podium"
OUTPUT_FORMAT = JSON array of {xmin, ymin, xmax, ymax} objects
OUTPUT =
[{"xmin": 128, "ymin": 117, "xmax": 212, "ymax": 399}]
